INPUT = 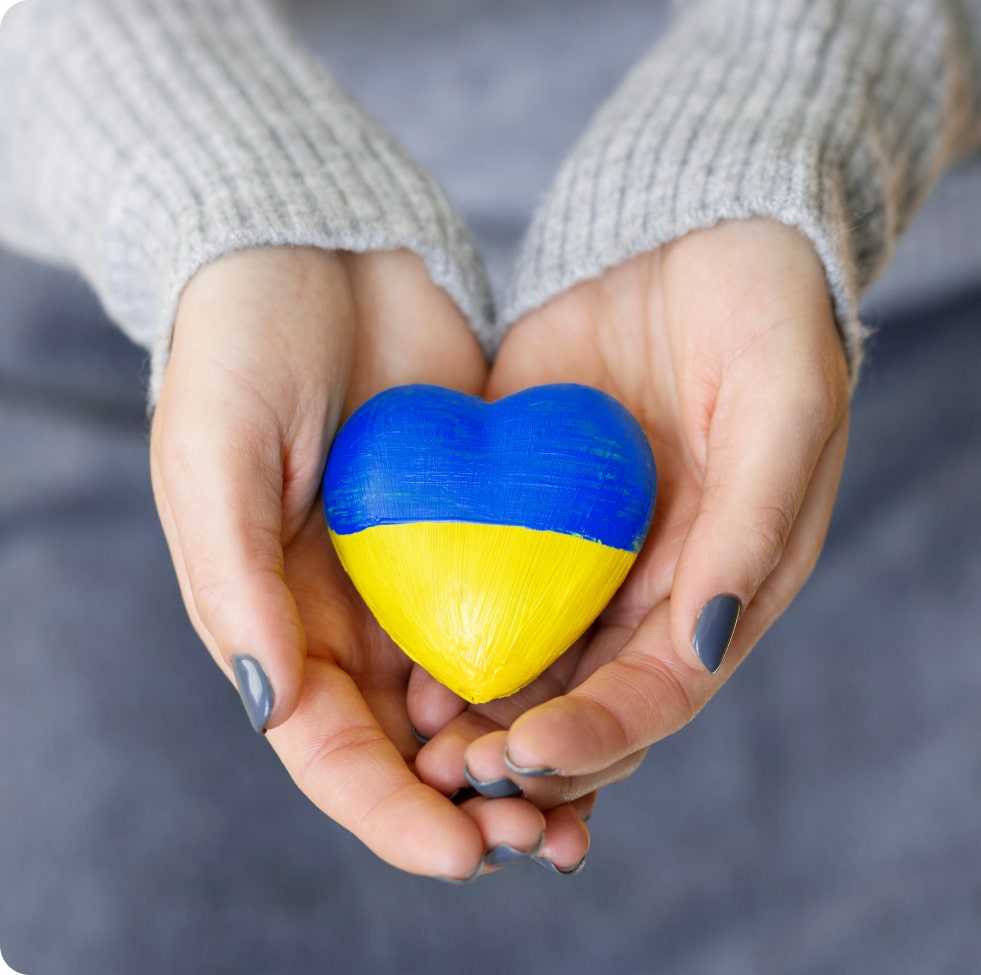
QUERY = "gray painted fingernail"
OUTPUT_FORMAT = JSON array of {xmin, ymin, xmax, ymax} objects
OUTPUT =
[
  {"xmin": 533, "ymin": 855, "xmax": 587, "ymax": 876},
  {"xmin": 411, "ymin": 726, "xmax": 431, "ymax": 745},
  {"xmin": 692, "ymin": 594, "xmax": 741, "ymax": 674},
  {"xmin": 484, "ymin": 844, "xmax": 530, "ymax": 868},
  {"xmin": 463, "ymin": 764, "xmax": 522, "ymax": 799},
  {"xmin": 503, "ymin": 747, "xmax": 558, "ymax": 778},
  {"xmin": 436, "ymin": 856, "xmax": 485, "ymax": 885},
  {"xmin": 232, "ymin": 654, "xmax": 274, "ymax": 734},
  {"xmin": 485, "ymin": 833, "xmax": 545, "ymax": 868}
]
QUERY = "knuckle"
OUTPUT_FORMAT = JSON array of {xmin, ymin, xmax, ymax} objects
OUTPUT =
[
  {"xmin": 643, "ymin": 655, "xmax": 702, "ymax": 727},
  {"xmin": 609, "ymin": 650, "xmax": 702, "ymax": 742},
  {"xmin": 743, "ymin": 503, "xmax": 796, "ymax": 576},
  {"xmin": 189, "ymin": 574, "xmax": 230, "ymax": 630},
  {"xmin": 568, "ymin": 692, "xmax": 633, "ymax": 768},
  {"xmin": 296, "ymin": 724, "xmax": 387, "ymax": 798}
]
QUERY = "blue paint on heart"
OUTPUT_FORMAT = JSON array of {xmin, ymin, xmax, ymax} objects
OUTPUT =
[{"xmin": 323, "ymin": 384, "xmax": 656, "ymax": 553}]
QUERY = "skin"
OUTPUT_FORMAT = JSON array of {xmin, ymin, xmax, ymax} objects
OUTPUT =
[
  {"xmin": 150, "ymin": 218, "xmax": 850, "ymax": 878},
  {"xmin": 151, "ymin": 245, "xmax": 587, "ymax": 879},
  {"xmin": 411, "ymin": 219, "xmax": 850, "ymax": 813}
]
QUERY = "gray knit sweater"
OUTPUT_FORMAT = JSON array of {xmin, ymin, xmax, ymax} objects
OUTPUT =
[{"xmin": 1, "ymin": 0, "xmax": 980, "ymax": 400}]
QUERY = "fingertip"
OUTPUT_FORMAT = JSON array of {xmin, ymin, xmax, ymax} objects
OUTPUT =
[
  {"xmin": 461, "ymin": 730, "xmax": 517, "ymax": 798},
  {"xmin": 216, "ymin": 581, "xmax": 307, "ymax": 732},
  {"xmin": 368, "ymin": 784, "xmax": 487, "ymax": 881},
  {"xmin": 505, "ymin": 700, "xmax": 584, "ymax": 777},
  {"xmin": 462, "ymin": 795, "xmax": 548, "ymax": 869},
  {"xmin": 406, "ymin": 664, "xmax": 468, "ymax": 740},
  {"xmin": 232, "ymin": 654, "xmax": 275, "ymax": 734},
  {"xmin": 690, "ymin": 593, "xmax": 742, "ymax": 674},
  {"xmin": 534, "ymin": 802, "xmax": 591, "ymax": 875},
  {"xmin": 415, "ymin": 712, "xmax": 509, "ymax": 793},
  {"xmin": 506, "ymin": 607, "xmax": 698, "ymax": 777},
  {"xmin": 232, "ymin": 652, "xmax": 307, "ymax": 734}
]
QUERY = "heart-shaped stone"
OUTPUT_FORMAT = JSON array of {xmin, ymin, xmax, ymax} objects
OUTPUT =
[{"xmin": 322, "ymin": 384, "xmax": 656, "ymax": 703}]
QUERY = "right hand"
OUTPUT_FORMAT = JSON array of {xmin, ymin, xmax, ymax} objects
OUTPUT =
[
  {"xmin": 410, "ymin": 221, "xmax": 850, "ymax": 833},
  {"xmin": 150, "ymin": 245, "xmax": 592, "ymax": 879}
]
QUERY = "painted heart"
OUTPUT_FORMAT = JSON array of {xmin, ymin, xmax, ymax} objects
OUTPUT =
[{"xmin": 322, "ymin": 384, "xmax": 656, "ymax": 703}]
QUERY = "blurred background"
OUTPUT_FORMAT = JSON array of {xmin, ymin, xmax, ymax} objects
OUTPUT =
[{"xmin": 2, "ymin": 1, "xmax": 980, "ymax": 971}]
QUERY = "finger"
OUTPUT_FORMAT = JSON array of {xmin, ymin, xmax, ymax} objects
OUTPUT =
[
  {"xmin": 151, "ymin": 248, "xmax": 359, "ymax": 732},
  {"xmin": 152, "ymin": 400, "xmax": 306, "ymax": 733},
  {"xmin": 405, "ymin": 633, "xmax": 586, "ymax": 746},
  {"xmin": 414, "ymin": 709, "xmax": 505, "ymax": 795},
  {"xmin": 670, "ymin": 319, "xmax": 849, "ymax": 675},
  {"xmin": 360, "ymin": 682, "xmax": 425, "ymax": 763},
  {"xmin": 502, "ymin": 427, "xmax": 847, "ymax": 778},
  {"xmin": 462, "ymin": 729, "xmax": 647, "ymax": 808},
  {"xmin": 454, "ymin": 795, "xmax": 547, "ymax": 873},
  {"xmin": 406, "ymin": 664, "xmax": 468, "ymax": 742},
  {"xmin": 268, "ymin": 657, "xmax": 484, "ymax": 880},
  {"xmin": 444, "ymin": 795, "xmax": 590, "ymax": 878},
  {"xmin": 416, "ymin": 699, "xmax": 644, "ymax": 810},
  {"xmin": 458, "ymin": 791, "xmax": 591, "ymax": 876},
  {"xmin": 499, "ymin": 599, "xmax": 693, "ymax": 777},
  {"xmin": 413, "ymin": 621, "xmax": 639, "ymax": 795},
  {"xmin": 721, "ymin": 418, "xmax": 849, "ymax": 649},
  {"xmin": 151, "ymin": 462, "xmax": 235, "ymax": 676},
  {"xmin": 534, "ymin": 801, "xmax": 592, "ymax": 876}
]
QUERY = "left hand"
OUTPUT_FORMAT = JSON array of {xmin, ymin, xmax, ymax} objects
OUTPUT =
[{"xmin": 410, "ymin": 219, "xmax": 851, "ymax": 829}]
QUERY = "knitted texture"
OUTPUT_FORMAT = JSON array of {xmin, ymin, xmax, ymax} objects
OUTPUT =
[
  {"xmin": 0, "ymin": 5, "xmax": 57, "ymax": 264},
  {"xmin": 2, "ymin": 0, "xmax": 981, "ymax": 393},
  {"xmin": 503, "ymin": 0, "xmax": 981, "ymax": 381},
  {"xmin": 0, "ymin": 0, "xmax": 494, "ymax": 400}
]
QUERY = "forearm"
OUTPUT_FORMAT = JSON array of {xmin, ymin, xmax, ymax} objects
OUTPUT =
[
  {"xmin": 504, "ymin": 0, "xmax": 981, "ymax": 381},
  {"xmin": 0, "ymin": 0, "xmax": 493, "ymax": 400}
]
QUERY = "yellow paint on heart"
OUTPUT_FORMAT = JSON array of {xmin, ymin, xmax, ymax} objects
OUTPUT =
[{"xmin": 330, "ymin": 521, "xmax": 636, "ymax": 703}]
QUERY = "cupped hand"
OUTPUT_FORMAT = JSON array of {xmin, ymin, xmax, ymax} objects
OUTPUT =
[
  {"xmin": 411, "ymin": 219, "xmax": 851, "ymax": 823},
  {"xmin": 150, "ymin": 245, "xmax": 588, "ymax": 879}
]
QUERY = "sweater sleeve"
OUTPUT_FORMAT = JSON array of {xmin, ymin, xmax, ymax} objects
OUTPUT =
[
  {"xmin": 503, "ymin": 0, "xmax": 981, "ymax": 381},
  {"xmin": 0, "ymin": 0, "xmax": 494, "ymax": 401}
]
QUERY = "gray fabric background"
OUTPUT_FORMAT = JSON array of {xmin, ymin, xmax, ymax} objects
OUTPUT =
[{"xmin": 1, "ymin": 1, "xmax": 980, "ymax": 971}]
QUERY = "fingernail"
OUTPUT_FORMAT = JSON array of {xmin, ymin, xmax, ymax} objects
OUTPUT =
[
  {"xmin": 533, "ymin": 855, "xmax": 587, "ymax": 877},
  {"xmin": 436, "ymin": 856, "xmax": 485, "ymax": 885},
  {"xmin": 411, "ymin": 726, "xmax": 431, "ymax": 745},
  {"xmin": 232, "ymin": 654, "xmax": 274, "ymax": 734},
  {"xmin": 692, "ymin": 594, "xmax": 741, "ymax": 674},
  {"xmin": 485, "ymin": 833, "xmax": 545, "ymax": 868},
  {"xmin": 463, "ymin": 764, "xmax": 522, "ymax": 799},
  {"xmin": 503, "ymin": 747, "xmax": 558, "ymax": 778}
]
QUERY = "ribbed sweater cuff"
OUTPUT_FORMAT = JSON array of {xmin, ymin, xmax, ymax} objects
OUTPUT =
[
  {"xmin": 504, "ymin": 0, "xmax": 981, "ymax": 383},
  {"xmin": 3, "ymin": 0, "xmax": 494, "ymax": 400}
]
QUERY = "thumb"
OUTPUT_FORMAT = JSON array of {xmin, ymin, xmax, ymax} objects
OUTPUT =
[
  {"xmin": 152, "ymin": 405, "xmax": 307, "ymax": 734},
  {"xmin": 669, "ymin": 328, "xmax": 848, "ymax": 678},
  {"xmin": 150, "ymin": 246, "xmax": 358, "ymax": 733}
]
